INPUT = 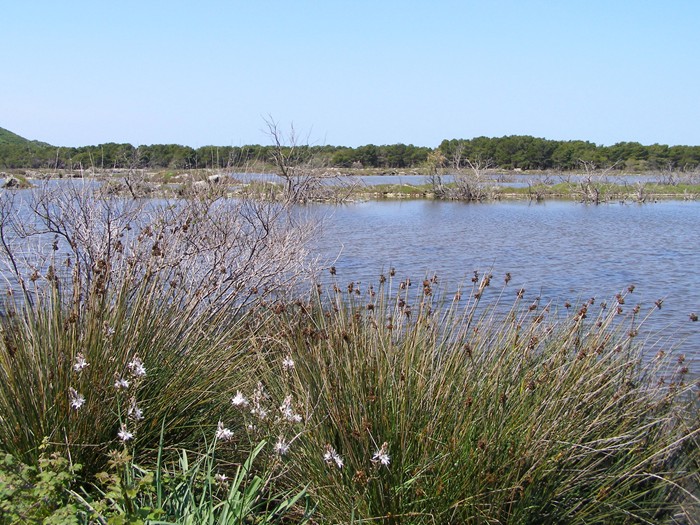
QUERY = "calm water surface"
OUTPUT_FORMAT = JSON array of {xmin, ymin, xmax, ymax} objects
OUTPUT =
[
  {"xmin": 309, "ymin": 199, "xmax": 700, "ymax": 363},
  {"xmin": 3, "ymin": 182, "xmax": 698, "ymax": 366}
]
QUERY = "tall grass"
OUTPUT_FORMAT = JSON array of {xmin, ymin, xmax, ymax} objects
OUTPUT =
[
  {"xmin": 266, "ymin": 276, "xmax": 699, "ymax": 523},
  {"xmin": 0, "ymin": 266, "xmax": 267, "ymax": 473},
  {"xmin": 0, "ymin": 183, "xmax": 698, "ymax": 522},
  {"xmin": 0, "ymin": 183, "xmax": 312, "ymax": 473}
]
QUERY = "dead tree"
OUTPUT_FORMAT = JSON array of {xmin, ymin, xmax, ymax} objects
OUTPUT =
[
  {"xmin": 264, "ymin": 117, "xmax": 357, "ymax": 204},
  {"xmin": 453, "ymin": 155, "xmax": 493, "ymax": 202}
]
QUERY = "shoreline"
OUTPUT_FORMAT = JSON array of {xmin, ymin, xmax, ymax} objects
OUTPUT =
[{"xmin": 2, "ymin": 167, "xmax": 699, "ymax": 202}]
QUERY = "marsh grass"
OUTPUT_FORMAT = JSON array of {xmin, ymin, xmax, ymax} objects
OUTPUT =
[
  {"xmin": 0, "ymin": 182, "xmax": 313, "ymax": 475},
  {"xmin": 0, "ymin": 270, "xmax": 268, "ymax": 474},
  {"xmin": 0, "ymin": 183, "xmax": 698, "ymax": 522},
  {"xmin": 0, "ymin": 267, "xmax": 698, "ymax": 523},
  {"xmin": 266, "ymin": 276, "xmax": 699, "ymax": 523}
]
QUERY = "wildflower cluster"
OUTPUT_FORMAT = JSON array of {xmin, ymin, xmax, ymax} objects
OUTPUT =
[
  {"xmin": 127, "ymin": 356, "xmax": 146, "ymax": 378},
  {"xmin": 228, "ymin": 355, "xmax": 306, "ymax": 458},
  {"xmin": 371, "ymin": 442, "xmax": 390, "ymax": 467},
  {"xmin": 69, "ymin": 354, "xmax": 89, "ymax": 411},
  {"xmin": 113, "ymin": 354, "xmax": 148, "ymax": 443},
  {"xmin": 279, "ymin": 395, "xmax": 303, "ymax": 423},
  {"xmin": 249, "ymin": 382, "xmax": 269, "ymax": 421},
  {"xmin": 324, "ymin": 445, "xmax": 344, "ymax": 469}
]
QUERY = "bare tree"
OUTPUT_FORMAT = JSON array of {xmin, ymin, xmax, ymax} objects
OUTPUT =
[
  {"xmin": 263, "ymin": 116, "xmax": 358, "ymax": 204},
  {"xmin": 452, "ymin": 155, "xmax": 494, "ymax": 202},
  {"xmin": 264, "ymin": 117, "xmax": 322, "ymax": 204},
  {"xmin": 426, "ymin": 149, "xmax": 447, "ymax": 198},
  {"xmin": 576, "ymin": 159, "xmax": 620, "ymax": 204}
]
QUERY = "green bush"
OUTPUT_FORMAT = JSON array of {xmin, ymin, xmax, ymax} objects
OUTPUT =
[{"xmin": 0, "ymin": 439, "xmax": 81, "ymax": 524}]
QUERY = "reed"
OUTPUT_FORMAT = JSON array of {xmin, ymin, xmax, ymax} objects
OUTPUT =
[{"xmin": 265, "ymin": 276, "xmax": 699, "ymax": 523}]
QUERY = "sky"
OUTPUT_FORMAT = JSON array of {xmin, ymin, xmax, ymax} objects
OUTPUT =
[{"xmin": 2, "ymin": 1, "xmax": 699, "ymax": 149}]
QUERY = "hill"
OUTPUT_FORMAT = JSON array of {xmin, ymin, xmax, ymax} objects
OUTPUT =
[{"xmin": 0, "ymin": 126, "xmax": 52, "ymax": 147}]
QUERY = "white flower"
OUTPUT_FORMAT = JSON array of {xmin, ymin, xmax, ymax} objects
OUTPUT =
[
  {"xmin": 231, "ymin": 391, "xmax": 248, "ymax": 407},
  {"xmin": 73, "ymin": 353, "xmax": 89, "ymax": 372},
  {"xmin": 114, "ymin": 378, "xmax": 130, "ymax": 390},
  {"xmin": 252, "ymin": 382, "xmax": 267, "ymax": 403},
  {"xmin": 69, "ymin": 387, "xmax": 85, "ymax": 410},
  {"xmin": 274, "ymin": 436, "xmax": 290, "ymax": 456},
  {"xmin": 282, "ymin": 356, "xmax": 295, "ymax": 371},
  {"xmin": 118, "ymin": 424, "xmax": 133, "ymax": 441},
  {"xmin": 250, "ymin": 382, "xmax": 268, "ymax": 420},
  {"xmin": 279, "ymin": 395, "xmax": 302, "ymax": 423},
  {"xmin": 214, "ymin": 472, "xmax": 228, "ymax": 484},
  {"xmin": 324, "ymin": 445, "xmax": 343, "ymax": 469},
  {"xmin": 128, "ymin": 400, "xmax": 143, "ymax": 421},
  {"xmin": 216, "ymin": 421, "xmax": 234, "ymax": 441},
  {"xmin": 127, "ymin": 356, "xmax": 146, "ymax": 377},
  {"xmin": 372, "ymin": 442, "xmax": 390, "ymax": 466},
  {"xmin": 251, "ymin": 406, "xmax": 268, "ymax": 420},
  {"xmin": 280, "ymin": 395, "xmax": 292, "ymax": 415}
]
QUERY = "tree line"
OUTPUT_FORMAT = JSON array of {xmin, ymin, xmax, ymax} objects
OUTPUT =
[{"xmin": 1, "ymin": 136, "xmax": 699, "ymax": 172}]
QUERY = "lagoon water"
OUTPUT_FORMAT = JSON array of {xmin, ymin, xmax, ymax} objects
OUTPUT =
[
  {"xmin": 309, "ymin": 199, "xmax": 700, "ymax": 364},
  {"xmin": 2, "ymin": 179, "xmax": 698, "ymax": 367}
]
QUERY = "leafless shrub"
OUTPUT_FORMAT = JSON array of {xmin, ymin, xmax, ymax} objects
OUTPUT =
[
  {"xmin": 0, "ymin": 180, "xmax": 317, "ymax": 317},
  {"xmin": 634, "ymin": 181, "xmax": 647, "ymax": 203},
  {"xmin": 264, "ymin": 117, "xmax": 357, "ymax": 204},
  {"xmin": 452, "ymin": 156, "xmax": 494, "ymax": 202},
  {"xmin": 427, "ymin": 144, "xmax": 494, "ymax": 202},
  {"xmin": 426, "ymin": 150, "xmax": 448, "ymax": 198},
  {"xmin": 576, "ymin": 160, "xmax": 619, "ymax": 204}
]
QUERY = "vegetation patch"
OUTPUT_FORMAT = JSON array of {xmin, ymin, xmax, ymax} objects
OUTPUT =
[{"xmin": 0, "ymin": 183, "xmax": 697, "ymax": 523}]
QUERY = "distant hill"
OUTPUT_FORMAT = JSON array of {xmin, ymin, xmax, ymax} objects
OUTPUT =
[{"xmin": 0, "ymin": 126, "xmax": 52, "ymax": 147}]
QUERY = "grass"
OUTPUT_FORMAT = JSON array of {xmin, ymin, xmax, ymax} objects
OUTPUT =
[
  {"xmin": 266, "ymin": 277, "xmax": 699, "ymax": 523},
  {"xmin": 492, "ymin": 182, "xmax": 700, "ymax": 202},
  {"xmin": 0, "ymin": 186, "xmax": 698, "ymax": 522}
]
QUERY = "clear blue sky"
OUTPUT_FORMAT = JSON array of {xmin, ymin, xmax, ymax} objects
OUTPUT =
[{"xmin": 2, "ymin": 1, "xmax": 699, "ymax": 148}]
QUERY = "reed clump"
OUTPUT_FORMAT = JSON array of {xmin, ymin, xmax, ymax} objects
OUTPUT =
[
  {"xmin": 0, "ymin": 182, "xmax": 313, "ymax": 474},
  {"xmin": 264, "ymin": 276, "xmax": 699, "ymax": 523}
]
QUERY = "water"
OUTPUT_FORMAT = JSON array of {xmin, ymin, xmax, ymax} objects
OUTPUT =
[
  {"xmin": 2, "ymin": 181, "xmax": 698, "ymax": 366},
  {"xmin": 308, "ymin": 199, "xmax": 700, "ymax": 362}
]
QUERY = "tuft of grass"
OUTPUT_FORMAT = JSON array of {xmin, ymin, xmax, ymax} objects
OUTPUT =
[
  {"xmin": 0, "ymin": 269, "xmax": 267, "ymax": 475},
  {"xmin": 0, "ymin": 183, "xmax": 311, "ymax": 476},
  {"xmin": 265, "ymin": 276, "xmax": 699, "ymax": 523}
]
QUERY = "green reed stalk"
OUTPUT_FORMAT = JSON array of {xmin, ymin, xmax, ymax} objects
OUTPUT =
[{"xmin": 262, "ymin": 277, "xmax": 699, "ymax": 523}]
